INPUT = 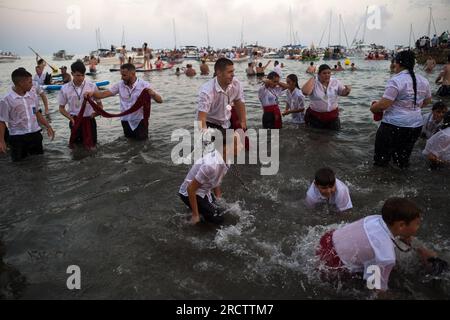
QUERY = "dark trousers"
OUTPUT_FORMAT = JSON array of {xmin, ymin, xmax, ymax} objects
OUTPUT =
[
  {"xmin": 69, "ymin": 117, "xmax": 98, "ymax": 146},
  {"xmin": 374, "ymin": 122, "xmax": 422, "ymax": 168},
  {"xmin": 179, "ymin": 193, "xmax": 225, "ymax": 225},
  {"xmin": 121, "ymin": 120, "xmax": 148, "ymax": 141},
  {"xmin": 305, "ymin": 111, "xmax": 341, "ymax": 131},
  {"xmin": 206, "ymin": 122, "xmax": 230, "ymax": 136},
  {"xmin": 4, "ymin": 127, "xmax": 9, "ymax": 144},
  {"xmin": 9, "ymin": 131, "xmax": 43, "ymax": 162}
]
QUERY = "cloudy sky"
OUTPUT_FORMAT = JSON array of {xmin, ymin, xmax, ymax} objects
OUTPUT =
[{"xmin": 0, "ymin": 0, "xmax": 449, "ymax": 55}]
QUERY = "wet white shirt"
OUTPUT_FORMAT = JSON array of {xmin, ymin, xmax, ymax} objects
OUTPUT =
[
  {"xmin": 258, "ymin": 86, "xmax": 284, "ymax": 108},
  {"xmin": 423, "ymin": 127, "xmax": 450, "ymax": 162},
  {"xmin": 58, "ymin": 80, "xmax": 99, "ymax": 117},
  {"xmin": 305, "ymin": 178, "xmax": 353, "ymax": 212},
  {"xmin": 422, "ymin": 112, "xmax": 442, "ymax": 139},
  {"xmin": 197, "ymin": 77, "xmax": 245, "ymax": 129},
  {"xmin": 382, "ymin": 70, "xmax": 432, "ymax": 128},
  {"xmin": 333, "ymin": 215, "xmax": 396, "ymax": 291},
  {"xmin": 0, "ymin": 87, "xmax": 42, "ymax": 136},
  {"xmin": 109, "ymin": 79, "xmax": 156, "ymax": 131},
  {"xmin": 273, "ymin": 65, "xmax": 283, "ymax": 77},
  {"xmin": 286, "ymin": 88, "xmax": 305, "ymax": 124},
  {"xmin": 179, "ymin": 150, "xmax": 229, "ymax": 203},
  {"xmin": 309, "ymin": 77, "xmax": 346, "ymax": 113},
  {"xmin": 33, "ymin": 72, "xmax": 48, "ymax": 86}
]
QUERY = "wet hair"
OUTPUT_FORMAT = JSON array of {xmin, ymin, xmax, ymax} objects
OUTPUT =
[
  {"xmin": 37, "ymin": 59, "xmax": 45, "ymax": 66},
  {"xmin": 11, "ymin": 68, "xmax": 32, "ymax": 85},
  {"xmin": 267, "ymin": 71, "xmax": 280, "ymax": 80},
  {"xmin": 318, "ymin": 64, "xmax": 331, "ymax": 74},
  {"xmin": 121, "ymin": 63, "xmax": 136, "ymax": 72},
  {"xmin": 71, "ymin": 60, "xmax": 86, "ymax": 74},
  {"xmin": 441, "ymin": 111, "xmax": 450, "ymax": 130},
  {"xmin": 258, "ymin": 62, "xmax": 263, "ymax": 68},
  {"xmin": 395, "ymin": 50, "xmax": 417, "ymax": 105},
  {"xmin": 274, "ymin": 61, "xmax": 279, "ymax": 66},
  {"xmin": 310, "ymin": 62, "xmax": 314, "ymax": 66},
  {"xmin": 382, "ymin": 198, "xmax": 421, "ymax": 226},
  {"xmin": 315, "ymin": 168, "xmax": 336, "ymax": 187},
  {"xmin": 248, "ymin": 63, "xmax": 253, "ymax": 67},
  {"xmin": 144, "ymin": 43, "xmax": 148, "ymax": 48},
  {"xmin": 287, "ymin": 74, "xmax": 300, "ymax": 89},
  {"xmin": 214, "ymin": 58, "xmax": 233, "ymax": 73},
  {"xmin": 432, "ymin": 101, "xmax": 448, "ymax": 112}
]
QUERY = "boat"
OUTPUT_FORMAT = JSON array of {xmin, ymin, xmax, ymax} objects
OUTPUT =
[
  {"xmin": 182, "ymin": 46, "xmax": 200, "ymax": 60},
  {"xmin": 42, "ymin": 81, "xmax": 110, "ymax": 91},
  {"xmin": 53, "ymin": 50, "xmax": 75, "ymax": 61},
  {"xmin": 109, "ymin": 64, "xmax": 174, "ymax": 73},
  {"xmin": 0, "ymin": 51, "xmax": 21, "ymax": 63}
]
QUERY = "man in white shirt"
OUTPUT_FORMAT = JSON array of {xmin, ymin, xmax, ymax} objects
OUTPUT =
[
  {"xmin": 0, "ymin": 68, "xmax": 55, "ymax": 162},
  {"xmin": 179, "ymin": 130, "xmax": 243, "ymax": 225},
  {"xmin": 197, "ymin": 58, "xmax": 247, "ymax": 132},
  {"xmin": 273, "ymin": 61, "xmax": 283, "ymax": 78},
  {"xmin": 85, "ymin": 63, "xmax": 163, "ymax": 141},
  {"xmin": 305, "ymin": 167, "xmax": 353, "ymax": 213}
]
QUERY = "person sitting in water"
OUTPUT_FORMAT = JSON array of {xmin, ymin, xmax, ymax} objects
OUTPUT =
[
  {"xmin": 89, "ymin": 55, "xmax": 98, "ymax": 73},
  {"xmin": 424, "ymin": 56, "xmax": 436, "ymax": 73},
  {"xmin": 175, "ymin": 67, "xmax": 181, "ymax": 76},
  {"xmin": 259, "ymin": 71, "xmax": 288, "ymax": 129},
  {"xmin": 423, "ymin": 111, "xmax": 450, "ymax": 167},
  {"xmin": 155, "ymin": 57, "xmax": 164, "ymax": 70},
  {"xmin": 200, "ymin": 60, "xmax": 210, "ymax": 76},
  {"xmin": 273, "ymin": 60, "xmax": 283, "ymax": 77},
  {"xmin": 179, "ymin": 130, "xmax": 243, "ymax": 225},
  {"xmin": 436, "ymin": 55, "xmax": 450, "ymax": 97},
  {"xmin": 306, "ymin": 62, "xmax": 316, "ymax": 75},
  {"xmin": 350, "ymin": 63, "xmax": 357, "ymax": 71},
  {"xmin": 302, "ymin": 64, "xmax": 351, "ymax": 131},
  {"xmin": 246, "ymin": 62, "xmax": 256, "ymax": 77},
  {"xmin": 317, "ymin": 197, "xmax": 447, "ymax": 292},
  {"xmin": 256, "ymin": 60, "xmax": 271, "ymax": 77},
  {"xmin": 305, "ymin": 168, "xmax": 353, "ymax": 213},
  {"xmin": 335, "ymin": 61, "xmax": 344, "ymax": 71},
  {"xmin": 0, "ymin": 68, "xmax": 55, "ymax": 161},
  {"xmin": 59, "ymin": 66, "xmax": 72, "ymax": 84},
  {"xmin": 421, "ymin": 101, "xmax": 448, "ymax": 139},
  {"xmin": 185, "ymin": 64, "xmax": 196, "ymax": 77},
  {"xmin": 282, "ymin": 74, "xmax": 306, "ymax": 125}
]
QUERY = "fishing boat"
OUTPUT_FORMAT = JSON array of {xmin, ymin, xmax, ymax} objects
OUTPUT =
[
  {"xmin": 0, "ymin": 51, "xmax": 21, "ymax": 63},
  {"xmin": 53, "ymin": 50, "xmax": 75, "ymax": 61}
]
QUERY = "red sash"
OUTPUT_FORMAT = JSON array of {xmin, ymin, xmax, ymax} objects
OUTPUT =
[
  {"xmin": 317, "ymin": 230, "xmax": 344, "ymax": 269},
  {"xmin": 70, "ymin": 89, "xmax": 152, "ymax": 150},
  {"xmin": 306, "ymin": 108, "xmax": 339, "ymax": 123},
  {"xmin": 263, "ymin": 105, "xmax": 282, "ymax": 129}
]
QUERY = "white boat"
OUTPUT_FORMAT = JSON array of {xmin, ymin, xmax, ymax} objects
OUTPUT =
[
  {"xmin": 0, "ymin": 51, "xmax": 21, "ymax": 63},
  {"xmin": 53, "ymin": 50, "xmax": 75, "ymax": 61}
]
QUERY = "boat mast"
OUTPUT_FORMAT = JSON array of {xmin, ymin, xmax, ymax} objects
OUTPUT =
[
  {"xmin": 328, "ymin": 11, "xmax": 332, "ymax": 47},
  {"xmin": 340, "ymin": 15, "xmax": 350, "ymax": 48},
  {"xmin": 173, "ymin": 19, "xmax": 177, "ymax": 50},
  {"xmin": 121, "ymin": 26, "xmax": 125, "ymax": 46},
  {"xmin": 240, "ymin": 17, "xmax": 244, "ymax": 48},
  {"xmin": 206, "ymin": 13, "xmax": 210, "ymax": 49},
  {"xmin": 362, "ymin": 6, "xmax": 369, "ymax": 43}
]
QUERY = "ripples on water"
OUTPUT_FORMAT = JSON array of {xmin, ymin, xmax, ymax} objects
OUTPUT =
[{"xmin": 0, "ymin": 57, "xmax": 449, "ymax": 299}]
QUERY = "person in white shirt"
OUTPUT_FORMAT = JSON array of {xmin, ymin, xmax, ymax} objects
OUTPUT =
[
  {"xmin": 282, "ymin": 74, "xmax": 306, "ymax": 125},
  {"xmin": 273, "ymin": 60, "xmax": 282, "ymax": 78},
  {"xmin": 85, "ymin": 63, "xmax": 163, "ymax": 141},
  {"xmin": 0, "ymin": 68, "xmax": 55, "ymax": 162},
  {"xmin": 305, "ymin": 168, "xmax": 353, "ymax": 213},
  {"xmin": 371, "ymin": 50, "xmax": 432, "ymax": 168},
  {"xmin": 259, "ymin": 72, "xmax": 287, "ymax": 129},
  {"xmin": 302, "ymin": 64, "xmax": 351, "ymax": 130},
  {"xmin": 197, "ymin": 58, "xmax": 247, "ymax": 132},
  {"xmin": 317, "ymin": 198, "xmax": 445, "ymax": 291},
  {"xmin": 179, "ymin": 130, "xmax": 243, "ymax": 225},
  {"xmin": 58, "ymin": 60, "xmax": 103, "ymax": 148},
  {"xmin": 423, "ymin": 111, "xmax": 450, "ymax": 167},
  {"xmin": 421, "ymin": 101, "xmax": 448, "ymax": 139}
]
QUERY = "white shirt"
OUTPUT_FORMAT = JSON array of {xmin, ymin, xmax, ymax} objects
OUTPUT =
[
  {"xmin": 197, "ymin": 77, "xmax": 245, "ymax": 129},
  {"xmin": 422, "ymin": 112, "xmax": 442, "ymax": 139},
  {"xmin": 179, "ymin": 150, "xmax": 229, "ymax": 203},
  {"xmin": 382, "ymin": 70, "xmax": 432, "ymax": 128},
  {"xmin": 305, "ymin": 178, "xmax": 353, "ymax": 212},
  {"xmin": 58, "ymin": 80, "xmax": 99, "ymax": 117},
  {"xmin": 423, "ymin": 127, "xmax": 450, "ymax": 162},
  {"xmin": 309, "ymin": 77, "xmax": 346, "ymax": 113},
  {"xmin": 0, "ymin": 87, "xmax": 42, "ymax": 136},
  {"xmin": 33, "ymin": 72, "xmax": 47, "ymax": 86},
  {"xmin": 273, "ymin": 65, "xmax": 283, "ymax": 77},
  {"xmin": 286, "ymin": 88, "xmax": 305, "ymax": 124},
  {"xmin": 110, "ymin": 79, "xmax": 156, "ymax": 131},
  {"xmin": 258, "ymin": 86, "xmax": 284, "ymax": 108},
  {"xmin": 333, "ymin": 215, "xmax": 396, "ymax": 291}
]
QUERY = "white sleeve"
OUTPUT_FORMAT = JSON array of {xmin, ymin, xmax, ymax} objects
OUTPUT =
[
  {"xmin": 195, "ymin": 164, "xmax": 215, "ymax": 185},
  {"xmin": 305, "ymin": 184, "xmax": 318, "ymax": 209},
  {"xmin": 424, "ymin": 133, "xmax": 450, "ymax": 158},
  {"xmin": 198, "ymin": 89, "xmax": 212, "ymax": 113},
  {"xmin": 335, "ymin": 182, "xmax": 353, "ymax": 212},
  {"xmin": 0, "ymin": 98, "xmax": 9, "ymax": 122},
  {"xmin": 258, "ymin": 86, "xmax": 266, "ymax": 104},
  {"xmin": 383, "ymin": 78, "xmax": 399, "ymax": 101},
  {"xmin": 57, "ymin": 89, "xmax": 67, "ymax": 106},
  {"xmin": 109, "ymin": 83, "xmax": 120, "ymax": 96}
]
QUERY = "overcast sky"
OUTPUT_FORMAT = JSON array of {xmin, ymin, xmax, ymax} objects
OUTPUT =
[{"xmin": 0, "ymin": 0, "xmax": 449, "ymax": 55}]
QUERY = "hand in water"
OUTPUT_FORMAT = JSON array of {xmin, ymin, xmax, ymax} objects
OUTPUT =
[
  {"xmin": 47, "ymin": 127, "xmax": 55, "ymax": 141},
  {"xmin": 191, "ymin": 215, "xmax": 201, "ymax": 225},
  {"xmin": 0, "ymin": 140, "xmax": 6, "ymax": 154}
]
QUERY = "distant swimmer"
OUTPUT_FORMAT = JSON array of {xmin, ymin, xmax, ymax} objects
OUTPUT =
[
  {"xmin": 200, "ymin": 60, "xmax": 210, "ymax": 76},
  {"xmin": 335, "ymin": 61, "xmax": 344, "ymax": 71},
  {"xmin": 306, "ymin": 62, "xmax": 316, "ymax": 75},
  {"xmin": 424, "ymin": 56, "xmax": 436, "ymax": 73},
  {"xmin": 143, "ymin": 42, "xmax": 153, "ymax": 70},
  {"xmin": 89, "ymin": 55, "xmax": 98, "ymax": 73},
  {"xmin": 256, "ymin": 60, "xmax": 271, "ymax": 77},
  {"xmin": 246, "ymin": 62, "xmax": 256, "ymax": 77},
  {"xmin": 259, "ymin": 71, "xmax": 288, "ymax": 129},
  {"xmin": 119, "ymin": 45, "xmax": 127, "ymax": 66},
  {"xmin": 350, "ymin": 63, "xmax": 357, "ymax": 71},
  {"xmin": 185, "ymin": 64, "xmax": 196, "ymax": 77},
  {"xmin": 436, "ymin": 54, "xmax": 450, "ymax": 97}
]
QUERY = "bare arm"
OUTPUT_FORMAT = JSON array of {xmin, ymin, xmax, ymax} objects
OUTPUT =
[
  {"xmin": 36, "ymin": 111, "xmax": 55, "ymax": 140},
  {"xmin": 40, "ymin": 92, "xmax": 49, "ymax": 115},
  {"xmin": 0, "ymin": 122, "xmax": 6, "ymax": 153},
  {"xmin": 340, "ymin": 85, "xmax": 352, "ymax": 97},
  {"xmin": 213, "ymin": 186, "xmax": 222, "ymax": 199},
  {"xmin": 147, "ymin": 88, "xmax": 163, "ymax": 104},
  {"xmin": 59, "ymin": 105, "xmax": 74, "ymax": 125},
  {"xmin": 263, "ymin": 60, "xmax": 272, "ymax": 70},
  {"xmin": 370, "ymin": 98, "xmax": 394, "ymax": 113},
  {"xmin": 302, "ymin": 77, "xmax": 316, "ymax": 96},
  {"xmin": 422, "ymin": 97, "xmax": 432, "ymax": 109},
  {"xmin": 187, "ymin": 179, "xmax": 202, "ymax": 224},
  {"xmin": 86, "ymin": 90, "xmax": 116, "ymax": 100},
  {"xmin": 233, "ymin": 99, "xmax": 247, "ymax": 130},
  {"xmin": 198, "ymin": 111, "xmax": 208, "ymax": 130}
]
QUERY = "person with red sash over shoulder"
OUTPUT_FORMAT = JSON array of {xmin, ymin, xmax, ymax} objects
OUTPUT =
[
  {"xmin": 84, "ymin": 63, "xmax": 163, "ymax": 141},
  {"xmin": 58, "ymin": 60, "xmax": 103, "ymax": 150},
  {"xmin": 302, "ymin": 64, "xmax": 351, "ymax": 131},
  {"xmin": 259, "ymin": 71, "xmax": 288, "ymax": 129}
]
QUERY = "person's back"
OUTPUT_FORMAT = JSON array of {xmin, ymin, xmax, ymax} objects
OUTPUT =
[
  {"xmin": 200, "ymin": 61, "xmax": 210, "ymax": 75},
  {"xmin": 185, "ymin": 65, "xmax": 196, "ymax": 77}
]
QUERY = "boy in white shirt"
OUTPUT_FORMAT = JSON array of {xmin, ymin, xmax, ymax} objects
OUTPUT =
[
  {"xmin": 179, "ymin": 130, "xmax": 243, "ymax": 225},
  {"xmin": 305, "ymin": 168, "xmax": 353, "ymax": 213}
]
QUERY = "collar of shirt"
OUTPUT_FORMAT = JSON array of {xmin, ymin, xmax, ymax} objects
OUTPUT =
[
  {"xmin": 214, "ymin": 78, "xmax": 231, "ymax": 94},
  {"xmin": 71, "ymin": 80, "xmax": 86, "ymax": 88},
  {"xmin": 10, "ymin": 87, "xmax": 32, "ymax": 100}
]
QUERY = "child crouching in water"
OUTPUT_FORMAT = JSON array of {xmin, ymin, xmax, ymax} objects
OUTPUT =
[{"xmin": 305, "ymin": 167, "xmax": 353, "ymax": 213}]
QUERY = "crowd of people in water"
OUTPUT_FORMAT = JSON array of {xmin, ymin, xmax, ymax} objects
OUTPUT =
[{"xmin": 1, "ymin": 49, "xmax": 449, "ymax": 294}]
